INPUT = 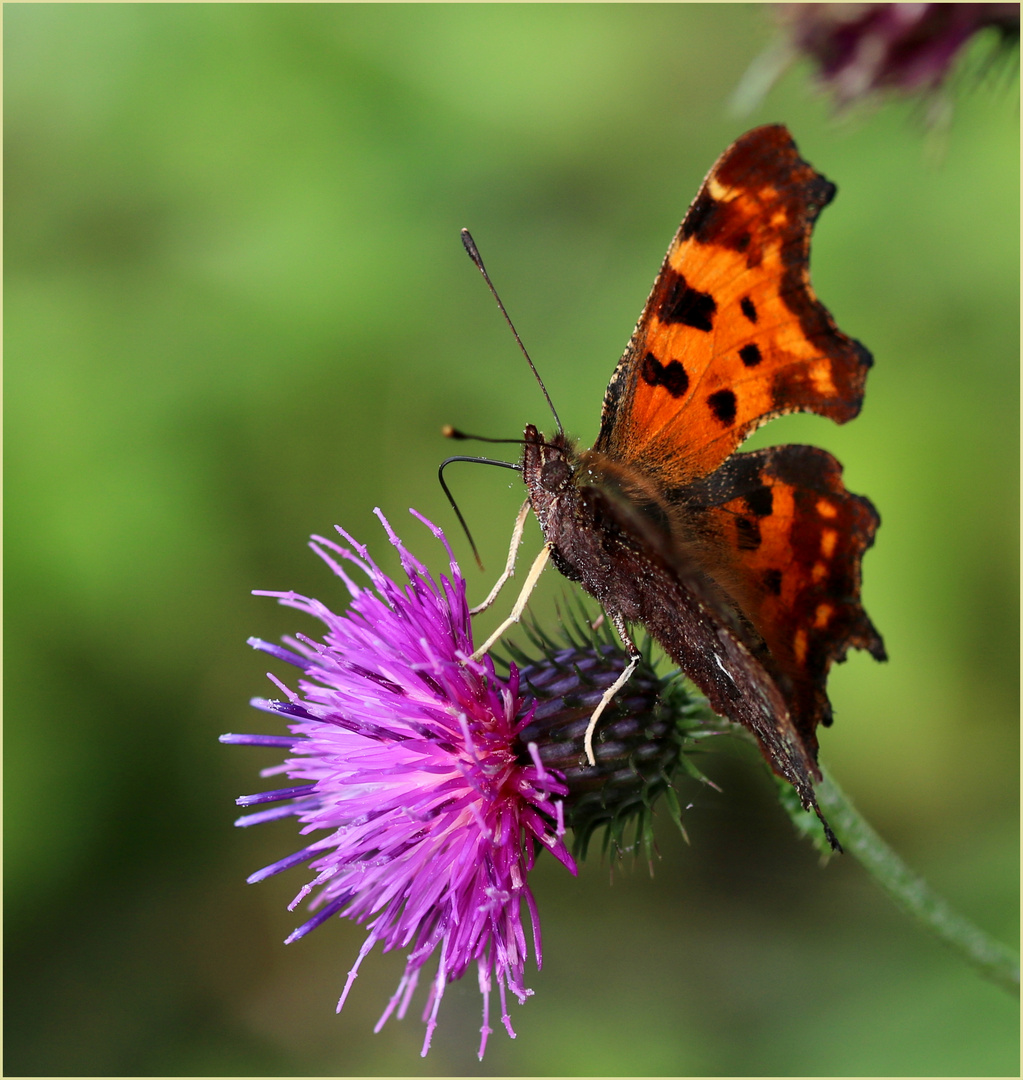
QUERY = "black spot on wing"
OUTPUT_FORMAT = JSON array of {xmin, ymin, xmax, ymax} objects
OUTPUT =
[
  {"xmin": 640, "ymin": 353, "xmax": 689, "ymax": 398},
  {"xmin": 680, "ymin": 189, "xmax": 756, "ymax": 257},
  {"xmin": 679, "ymin": 189, "xmax": 722, "ymax": 242},
  {"xmin": 739, "ymin": 343, "xmax": 762, "ymax": 368},
  {"xmin": 740, "ymin": 296, "xmax": 757, "ymax": 323},
  {"xmin": 744, "ymin": 485, "xmax": 773, "ymax": 517},
  {"xmin": 762, "ymin": 568, "xmax": 783, "ymax": 595},
  {"xmin": 707, "ymin": 389, "xmax": 737, "ymax": 425},
  {"xmin": 640, "ymin": 353, "xmax": 657, "ymax": 386},
  {"xmin": 736, "ymin": 516, "xmax": 761, "ymax": 550},
  {"xmin": 658, "ymin": 271, "xmax": 716, "ymax": 331}
]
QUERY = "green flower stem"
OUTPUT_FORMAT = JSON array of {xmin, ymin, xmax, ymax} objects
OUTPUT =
[{"xmin": 815, "ymin": 765, "xmax": 1020, "ymax": 997}]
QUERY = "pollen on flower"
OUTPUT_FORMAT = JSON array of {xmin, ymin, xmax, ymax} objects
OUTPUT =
[{"xmin": 221, "ymin": 509, "xmax": 576, "ymax": 1060}]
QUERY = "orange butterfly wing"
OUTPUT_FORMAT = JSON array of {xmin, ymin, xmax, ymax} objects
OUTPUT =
[
  {"xmin": 681, "ymin": 444, "xmax": 886, "ymax": 761},
  {"xmin": 593, "ymin": 124, "xmax": 872, "ymax": 486},
  {"xmin": 520, "ymin": 125, "xmax": 883, "ymax": 842},
  {"xmin": 587, "ymin": 124, "xmax": 883, "ymax": 780}
]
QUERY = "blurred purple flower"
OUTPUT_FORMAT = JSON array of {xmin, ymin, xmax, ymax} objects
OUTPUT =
[
  {"xmin": 221, "ymin": 510, "xmax": 575, "ymax": 1059},
  {"xmin": 781, "ymin": 3, "xmax": 1019, "ymax": 105},
  {"xmin": 735, "ymin": 3, "xmax": 1019, "ymax": 112}
]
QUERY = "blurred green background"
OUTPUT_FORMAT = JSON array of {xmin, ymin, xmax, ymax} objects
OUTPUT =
[{"xmin": 5, "ymin": 5, "xmax": 1018, "ymax": 1076}]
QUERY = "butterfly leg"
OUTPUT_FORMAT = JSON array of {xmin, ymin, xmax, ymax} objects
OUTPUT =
[
  {"xmin": 470, "ymin": 545, "xmax": 550, "ymax": 661},
  {"xmin": 469, "ymin": 499, "xmax": 531, "ymax": 616},
  {"xmin": 582, "ymin": 612, "xmax": 641, "ymax": 766}
]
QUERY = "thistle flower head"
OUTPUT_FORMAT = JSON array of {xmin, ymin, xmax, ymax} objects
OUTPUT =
[
  {"xmin": 734, "ymin": 3, "xmax": 1020, "ymax": 115},
  {"xmin": 222, "ymin": 510, "xmax": 575, "ymax": 1059},
  {"xmin": 778, "ymin": 2, "xmax": 1020, "ymax": 106}
]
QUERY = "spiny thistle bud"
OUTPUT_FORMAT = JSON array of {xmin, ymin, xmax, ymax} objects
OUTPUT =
[{"xmin": 505, "ymin": 625, "xmax": 723, "ymax": 862}]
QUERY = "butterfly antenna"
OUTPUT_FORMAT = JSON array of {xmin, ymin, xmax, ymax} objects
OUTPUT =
[
  {"xmin": 438, "ymin": 454, "xmax": 522, "ymax": 571},
  {"xmin": 461, "ymin": 228, "xmax": 564, "ymax": 438}
]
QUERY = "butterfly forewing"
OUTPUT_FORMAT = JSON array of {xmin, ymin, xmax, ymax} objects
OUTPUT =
[{"xmin": 595, "ymin": 124, "xmax": 873, "ymax": 488}]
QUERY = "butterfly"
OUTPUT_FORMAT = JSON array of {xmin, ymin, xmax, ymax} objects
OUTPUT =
[{"xmin": 462, "ymin": 125, "xmax": 885, "ymax": 847}]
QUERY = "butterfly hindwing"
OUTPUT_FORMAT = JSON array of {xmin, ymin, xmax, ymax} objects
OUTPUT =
[{"xmin": 678, "ymin": 443, "xmax": 886, "ymax": 758}]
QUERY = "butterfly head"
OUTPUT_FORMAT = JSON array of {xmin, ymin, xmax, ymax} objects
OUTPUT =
[
  {"xmin": 522, "ymin": 424, "xmax": 576, "ymax": 489},
  {"xmin": 520, "ymin": 424, "xmax": 581, "ymax": 538}
]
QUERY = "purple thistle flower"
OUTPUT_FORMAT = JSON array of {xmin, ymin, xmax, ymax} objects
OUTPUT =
[
  {"xmin": 734, "ymin": 3, "xmax": 1019, "ymax": 114},
  {"xmin": 221, "ymin": 510, "xmax": 576, "ymax": 1060},
  {"xmin": 777, "ymin": 2, "xmax": 1020, "ymax": 106}
]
